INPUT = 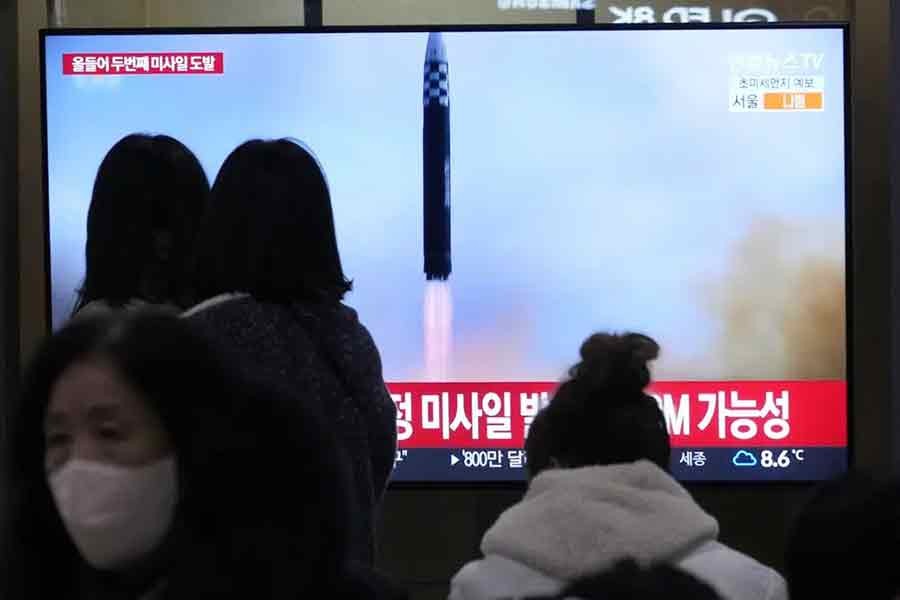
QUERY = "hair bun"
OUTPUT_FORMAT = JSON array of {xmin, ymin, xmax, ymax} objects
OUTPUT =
[{"xmin": 571, "ymin": 332, "xmax": 660, "ymax": 396}]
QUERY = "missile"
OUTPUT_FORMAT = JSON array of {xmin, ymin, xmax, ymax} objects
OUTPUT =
[{"xmin": 423, "ymin": 31, "xmax": 451, "ymax": 281}]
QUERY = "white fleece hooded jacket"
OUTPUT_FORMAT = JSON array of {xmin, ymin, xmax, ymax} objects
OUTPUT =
[{"xmin": 449, "ymin": 460, "xmax": 787, "ymax": 600}]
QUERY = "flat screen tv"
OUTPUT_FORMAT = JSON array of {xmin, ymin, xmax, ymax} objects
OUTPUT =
[{"xmin": 41, "ymin": 23, "xmax": 850, "ymax": 484}]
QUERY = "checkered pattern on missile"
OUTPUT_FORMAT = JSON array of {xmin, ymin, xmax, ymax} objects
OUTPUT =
[{"xmin": 423, "ymin": 62, "xmax": 449, "ymax": 108}]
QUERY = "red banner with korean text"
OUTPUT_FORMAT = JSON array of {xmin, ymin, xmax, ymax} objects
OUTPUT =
[
  {"xmin": 388, "ymin": 381, "xmax": 846, "ymax": 449},
  {"xmin": 63, "ymin": 52, "xmax": 224, "ymax": 75}
]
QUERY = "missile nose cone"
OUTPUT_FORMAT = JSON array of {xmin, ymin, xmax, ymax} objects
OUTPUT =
[{"xmin": 425, "ymin": 31, "xmax": 447, "ymax": 64}]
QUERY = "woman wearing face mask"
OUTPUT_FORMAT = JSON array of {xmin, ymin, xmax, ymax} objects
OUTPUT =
[{"xmin": 2, "ymin": 310, "xmax": 365, "ymax": 600}]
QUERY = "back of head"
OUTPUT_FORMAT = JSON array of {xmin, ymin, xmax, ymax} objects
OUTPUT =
[
  {"xmin": 785, "ymin": 472, "xmax": 900, "ymax": 600},
  {"xmin": 76, "ymin": 134, "xmax": 210, "ymax": 313},
  {"xmin": 7, "ymin": 309, "xmax": 351, "ymax": 599},
  {"xmin": 525, "ymin": 332, "xmax": 668, "ymax": 478},
  {"xmin": 191, "ymin": 138, "xmax": 352, "ymax": 304}
]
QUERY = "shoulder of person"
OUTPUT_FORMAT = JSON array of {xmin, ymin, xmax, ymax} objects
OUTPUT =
[
  {"xmin": 72, "ymin": 298, "xmax": 178, "ymax": 322},
  {"xmin": 181, "ymin": 292, "xmax": 251, "ymax": 318},
  {"xmin": 676, "ymin": 540, "xmax": 788, "ymax": 600},
  {"xmin": 449, "ymin": 555, "xmax": 562, "ymax": 600},
  {"xmin": 137, "ymin": 579, "xmax": 167, "ymax": 600},
  {"xmin": 342, "ymin": 563, "xmax": 410, "ymax": 600},
  {"xmin": 70, "ymin": 299, "xmax": 115, "ymax": 320}
]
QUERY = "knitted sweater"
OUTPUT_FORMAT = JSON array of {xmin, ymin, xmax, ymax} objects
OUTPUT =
[{"xmin": 184, "ymin": 294, "xmax": 397, "ymax": 564}]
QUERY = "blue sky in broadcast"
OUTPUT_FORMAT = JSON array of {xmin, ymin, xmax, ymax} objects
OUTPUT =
[{"xmin": 44, "ymin": 29, "xmax": 845, "ymax": 380}]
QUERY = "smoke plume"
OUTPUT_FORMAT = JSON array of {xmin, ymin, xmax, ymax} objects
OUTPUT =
[{"xmin": 707, "ymin": 217, "xmax": 845, "ymax": 380}]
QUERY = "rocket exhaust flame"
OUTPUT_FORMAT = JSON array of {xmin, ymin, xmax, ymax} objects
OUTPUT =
[{"xmin": 424, "ymin": 280, "xmax": 453, "ymax": 381}]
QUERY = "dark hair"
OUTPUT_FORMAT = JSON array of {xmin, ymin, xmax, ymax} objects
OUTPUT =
[
  {"xmin": 4, "ymin": 310, "xmax": 351, "ymax": 599},
  {"xmin": 785, "ymin": 472, "xmax": 900, "ymax": 600},
  {"xmin": 525, "ymin": 559, "xmax": 722, "ymax": 600},
  {"xmin": 525, "ymin": 332, "xmax": 668, "ymax": 478},
  {"xmin": 73, "ymin": 134, "xmax": 210, "ymax": 313},
  {"xmin": 190, "ymin": 138, "xmax": 352, "ymax": 304}
]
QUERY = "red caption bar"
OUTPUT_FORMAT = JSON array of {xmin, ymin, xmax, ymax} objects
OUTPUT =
[
  {"xmin": 387, "ymin": 380, "xmax": 847, "ymax": 449},
  {"xmin": 63, "ymin": 52, "xmax": 224, "ymax": 75}
]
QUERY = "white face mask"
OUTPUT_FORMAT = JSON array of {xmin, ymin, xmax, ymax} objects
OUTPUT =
[{"xmin": 48, "ymin": 457, "xmax": 178, "ymax": 570}]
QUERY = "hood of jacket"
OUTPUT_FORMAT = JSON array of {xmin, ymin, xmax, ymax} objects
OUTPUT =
[{"xmin": 481, "ymin": 460, "xmax": 719, "ymax": 580}]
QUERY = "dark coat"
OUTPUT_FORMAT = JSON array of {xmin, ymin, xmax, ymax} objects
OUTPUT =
[{"xmin": 184, "ymin": 294, "xmax": 397, "ymax": 564}]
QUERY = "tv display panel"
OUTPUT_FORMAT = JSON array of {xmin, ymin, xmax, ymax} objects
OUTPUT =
[{"xmin": 42, "ymin": 25, "xmax": 849, "ymax": 483}]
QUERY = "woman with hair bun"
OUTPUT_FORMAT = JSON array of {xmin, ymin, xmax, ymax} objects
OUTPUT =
[{"xmin": 449, "ymin": 332, "xmax": 787, "ymax": 600}]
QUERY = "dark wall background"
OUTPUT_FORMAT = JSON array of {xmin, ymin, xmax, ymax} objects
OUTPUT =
[
  {"xmin": 1, "ymin": 0, "xmax": 18, "ymax": 554},
  {"xmin": 891, "ymin": 0, "xmax": 900, "ymax": 474},
  {"xmin": 1, "ymin": 0, "xmax": 18, "ymax": 442}
]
